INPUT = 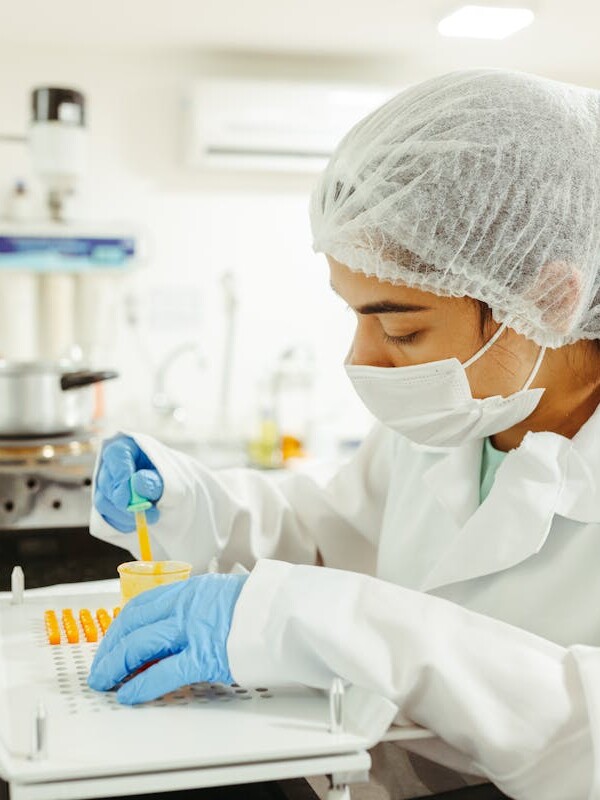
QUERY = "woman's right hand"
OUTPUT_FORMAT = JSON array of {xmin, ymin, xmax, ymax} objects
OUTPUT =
[{"xmin": 94, "ymin": 435, "xmax": 164, "ymax": 533}]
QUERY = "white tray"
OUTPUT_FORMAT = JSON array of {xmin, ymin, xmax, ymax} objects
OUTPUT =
[{"xmin": 0, "ymin": 588, "xmax": 431, "ymax": 800}]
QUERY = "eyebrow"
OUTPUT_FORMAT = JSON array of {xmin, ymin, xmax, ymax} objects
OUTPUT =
[
  {"xmin": 356, "ymin": 300, "xmax": 430, "ymax": 314},
  {"xmin": 330, "ymin": 283, "xmax": 430, "ymax": 314}
]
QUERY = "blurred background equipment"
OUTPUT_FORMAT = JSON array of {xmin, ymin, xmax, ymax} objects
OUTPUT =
[
  {"xmin": 0, "ymin": 85, "xmax": 138, "ymax": 589},
  {"xmin": 0, "ymin": 85, "xmax": 138, "ymax": 364},
  {"xmin": 0, "ymin": 362, "xmax": 118, "ymax": 437},
  {"xmin": 247, "ymin": 345, "xmax": 315, "ymax": 468},
  {"xmin": 184, "ymin": 79, "xmax": 396, "ymax": 173},
  {"xmin": 30, "ymin": 86, "xmax": 87, "ymax": 222}
]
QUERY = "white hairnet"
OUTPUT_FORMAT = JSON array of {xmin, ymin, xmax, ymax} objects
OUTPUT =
[{"xmin": 310, "ymin": 69, "xmax": 600, "ymax": 347}]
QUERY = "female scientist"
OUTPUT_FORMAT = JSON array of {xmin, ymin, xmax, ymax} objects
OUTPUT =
[{"xmin": 89, "ymin": 70, "xmax": 600, "ymax": 799}]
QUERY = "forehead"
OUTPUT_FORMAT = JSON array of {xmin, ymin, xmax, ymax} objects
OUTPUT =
[{"xmin": 327, "ymin": 255, "xmax": 443, "ymax": 309}]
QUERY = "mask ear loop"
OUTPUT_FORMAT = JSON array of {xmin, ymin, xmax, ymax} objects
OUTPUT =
[
  {"xmin": 463, "ymin": 320, "xmax": 510, "ymax": 369},
  {"xmin": 522, "ymin": 345, "xmax": 546, "ymax": 391}
]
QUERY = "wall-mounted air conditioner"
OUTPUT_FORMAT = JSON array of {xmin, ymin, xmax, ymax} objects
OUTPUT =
[{"xmin": 183, "ymin": 79, "xmax": 398, "ymax": 173}]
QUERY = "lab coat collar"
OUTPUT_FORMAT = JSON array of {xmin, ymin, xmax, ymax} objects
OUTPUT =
[
  {"xmin": 555, "ymin": 402, "xmax": 600, "ymax": 523},
  {"xmin": 416, "ymin": 402, "xmax": 600, "ymax": 592},
  {"xmin": 420, "ymin": 439, "xmax": 482, "ymax": 529}
]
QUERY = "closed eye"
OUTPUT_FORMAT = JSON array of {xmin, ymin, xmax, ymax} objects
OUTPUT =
[{"xmin": 383, "ymin": 332, "xmax": 420, "ymax": 346}]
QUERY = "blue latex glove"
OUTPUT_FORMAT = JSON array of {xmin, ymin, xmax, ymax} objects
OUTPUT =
[
  {"xmin": 88, "ymin": 573, "xmax": 248, "ymax": 705},
  {"xmin": 94, "ymin": 435, "xmax": 164, "ymax": 532}
]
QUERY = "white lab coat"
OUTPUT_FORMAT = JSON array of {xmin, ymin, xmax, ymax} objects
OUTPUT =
[
  {"xmin": 90, "ymin": 403, "xmax": 600, "ymax": 799},
  {"xmin": 230, "ymin": 560, "xmax": 599, "ymax": 800}
]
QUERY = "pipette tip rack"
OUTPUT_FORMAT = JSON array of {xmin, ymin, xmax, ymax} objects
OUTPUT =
[{"xmin": 0, "ymin": 567, "xmax": 424, "ymax": 800}]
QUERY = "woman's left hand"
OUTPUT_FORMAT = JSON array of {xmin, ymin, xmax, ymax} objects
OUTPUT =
[{"xmin": 88, "ymin": 573, "xmax": 248, "ymax": 705}]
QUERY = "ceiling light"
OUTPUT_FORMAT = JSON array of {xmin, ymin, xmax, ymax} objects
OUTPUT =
[{"xmin": 438, "ymin": 5, "xmax": 535, "ymax": 39}]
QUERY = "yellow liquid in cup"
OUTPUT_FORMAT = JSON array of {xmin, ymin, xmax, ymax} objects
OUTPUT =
[{"xmin": 118, "ymin": 561, "xmax": 192, "ymax": 605}]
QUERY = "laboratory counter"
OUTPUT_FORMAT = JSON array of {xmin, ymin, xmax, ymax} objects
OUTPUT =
[
  {"xmin": 0, "ymin": 777, "xmax": 320, "ymax": 800},
  {"xmin": 0, "ymin": 777, "xmax": 511, "ymax": 800}
]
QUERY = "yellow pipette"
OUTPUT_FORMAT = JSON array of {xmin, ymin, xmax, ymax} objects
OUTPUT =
[
  {"xmin": 128, "ymin": 479, "xmax": 154, "ymax": 561},
  {"xmin": 135, "ymin": 510, "xmax": 153, "ymax": 561}
]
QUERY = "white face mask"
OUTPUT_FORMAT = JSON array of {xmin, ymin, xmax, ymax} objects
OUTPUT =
[{"xmin": 345, "ymin": 322, "xmax": 546, "ymax": 448}]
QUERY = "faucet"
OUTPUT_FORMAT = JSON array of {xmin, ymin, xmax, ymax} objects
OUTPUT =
[{"xmin": 152, "ymin": 341, "xmax": 205, "ymax": 424}]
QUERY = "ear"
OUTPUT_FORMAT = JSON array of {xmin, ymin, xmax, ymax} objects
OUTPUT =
[{"xmin": 526, "ymin": 261, "xmax": 583, "ymax": 335}]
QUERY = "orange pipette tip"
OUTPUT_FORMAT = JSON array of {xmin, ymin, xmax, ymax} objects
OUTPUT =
[
  {"xmin": 96, "ymin": 608, "xmax": 112, "ymax": 635},
  {"xmin": 44, "ymin": 610, "xmax": 61, "ymax": 646},
  {"xmin": 79, "ymin": 609, "xmax": 98, "ymax": 643},
  {"xmin": 61, "ymin": 609, "xmax": 80, "ymax": 644}
]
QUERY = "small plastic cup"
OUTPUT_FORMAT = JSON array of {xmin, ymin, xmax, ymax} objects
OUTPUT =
[{"xmin": 118, "ymin": 561, "xmax": 192, "ymax": 605}]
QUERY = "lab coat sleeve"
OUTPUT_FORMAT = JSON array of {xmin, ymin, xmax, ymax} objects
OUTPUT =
[
  {"xmin": 89, "ymin": 426, "xmax": 392, "ymax": 573},
  {"xmin": 228, "ymin": 560, "xmax": 595, "ymax": 800}
]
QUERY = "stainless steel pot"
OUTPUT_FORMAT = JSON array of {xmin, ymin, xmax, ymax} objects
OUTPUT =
[{"xmin": 0, "ymin": 361, "xmax": 119, "ymax": 437}]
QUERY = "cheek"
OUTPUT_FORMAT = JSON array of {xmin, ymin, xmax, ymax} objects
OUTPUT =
[
  {"xmin": 466, "ymin": 354, "xmax": 517, "ymax": 400},
  {"xmin": 417, "ymin": 320, "xmax": 486, "ymax": 366},
  {"xmin": 465, "ymin": 340, "xmax": 540, "ymax": 399},
  {"xmin": 396, "ymin": 337, "xmax": 440, "ymax": 366}
]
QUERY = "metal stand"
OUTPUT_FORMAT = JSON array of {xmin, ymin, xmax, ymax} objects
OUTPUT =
[
  {"xmin": 326, "ymin": 679, "xmax": 367, "ymax": 800},
  {"xmin": 29, "ymin": 703, "xmax": 47, "ymax": 761},
  {"xmin": 11, "ymin": 565, "xmax": 24, "ymax": 604},
  {"xmin": 326, "ymin": 786, "xmax": 351, "ymax": 800}
]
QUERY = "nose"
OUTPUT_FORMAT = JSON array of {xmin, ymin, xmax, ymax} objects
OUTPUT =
[{"xmin": 346, "ymin": 318, "xmax": 395, "ymax": 367}]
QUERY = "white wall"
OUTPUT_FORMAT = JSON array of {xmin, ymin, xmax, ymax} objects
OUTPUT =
[{"xmin": 0, "ymin": 45, "xmax": 381, "ymax": 449}]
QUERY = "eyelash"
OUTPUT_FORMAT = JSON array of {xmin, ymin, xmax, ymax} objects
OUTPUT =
[{"xmin": 382, "ymin": 332, "xmax": 419, "ymax": 347}]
